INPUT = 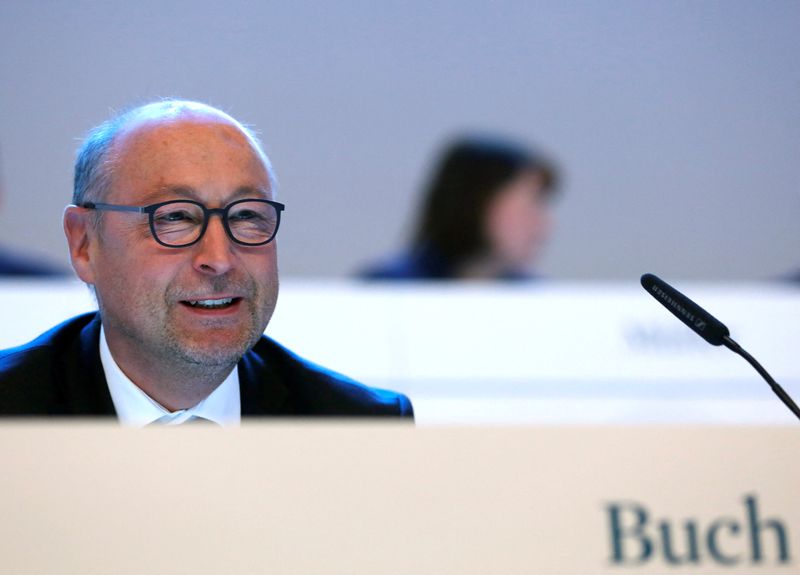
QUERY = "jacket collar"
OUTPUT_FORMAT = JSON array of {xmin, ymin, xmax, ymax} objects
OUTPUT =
[
  {"xmin": 54, "ymin": 312, "xmax": 116, "ymax": 415},
  {"xmin": 67, "ymin": 313, "xmax": 289, "ymax": 417},
  {"xmin": 238, "ymin": 340, "xmax": 290, "ymax": 415}
]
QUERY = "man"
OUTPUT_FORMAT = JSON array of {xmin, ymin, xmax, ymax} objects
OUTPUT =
[{"xmin": 0, "ymin": 100, "xmax": 413, "ymax": 424}]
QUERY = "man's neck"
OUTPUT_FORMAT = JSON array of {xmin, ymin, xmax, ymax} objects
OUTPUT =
[
  {"xmin": 124, "ymin": 368, "xmax": 234, "ymax": 412},
  {"xmin": 101, "ymin": 330, "xmax": 237, "ymax": 411}
]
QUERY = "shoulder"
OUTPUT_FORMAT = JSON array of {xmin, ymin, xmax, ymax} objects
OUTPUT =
[
  {"xmin": 780, "ymin": 270, "xmax": 800, "ymax": 283},
  {"xmin": 0, "ymin": 248, "xmax": 68, "ymax": 276},
  {"xmin": 357, "ymin": 250, "xmax": 450, "ymax": 281},
  {"xmin": 0, "ymin": 313, "xmax": 101, "ymax": 414},
  {"xmin": 241, "ymin": 336, "xmax": 414, "ymax": 418},
  {"xmin": 357, "ymin": 253, "xmax": 419, "ymax": 280},
  {"xmin": 0, "ymin": 313, "xmax": 96, "ymax": 374}
]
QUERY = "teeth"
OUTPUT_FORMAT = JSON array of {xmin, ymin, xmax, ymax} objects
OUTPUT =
[{"xmin": 188, "ymin": 298, "xmax": 234, "ymax": 309}]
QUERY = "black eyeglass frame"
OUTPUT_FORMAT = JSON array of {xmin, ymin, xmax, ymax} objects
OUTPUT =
[{"xmin": 81, "ymin": 198, "xmax": 285, "ymax": 248}]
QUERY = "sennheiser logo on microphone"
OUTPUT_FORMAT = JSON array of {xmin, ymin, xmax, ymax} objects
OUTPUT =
[{"xmin": 650, "ymin": 284, "xmax": 705, "ymax": 332}]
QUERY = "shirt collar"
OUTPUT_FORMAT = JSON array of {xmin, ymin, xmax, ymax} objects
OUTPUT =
[{"xmin": 99, "ymin": 326, "xmax": 241, "ymax": 427}]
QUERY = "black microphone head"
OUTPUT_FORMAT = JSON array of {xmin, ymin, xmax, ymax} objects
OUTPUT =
[{"xmin": 640, "ymin": 273, "xmax": 730, "ymax": 346}]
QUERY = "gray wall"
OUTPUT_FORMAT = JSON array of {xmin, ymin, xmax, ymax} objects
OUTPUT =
[{"xmin": 1, "ymin": 0, "xmax": 798, "ymax": 280}]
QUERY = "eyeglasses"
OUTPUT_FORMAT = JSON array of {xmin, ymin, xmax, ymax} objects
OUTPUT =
[{"xmin": 81, "ymin": 199, "xmax": 285, "ymax": 248}]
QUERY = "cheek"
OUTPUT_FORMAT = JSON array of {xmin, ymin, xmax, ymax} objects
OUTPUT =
[
  {"xmin": 488, "ymin": 196, "xmax": 530, "ymax": 243},
  {"xmin": 486, "ymin": 197, "xmax": 550, "ymax": 261},
  {"xmin": 524, "ymin": 205, "xmax": 550, "ymax": 238},
  {"xmin": 248, "ymin": 248, "xmax": 279, "ymax": 292},
  {"xmin": 237, "ymin": 242, "xmax": 278, "ymax": 283},
  {"xmin": 92, "ymin": 240, "xmax": 176, "ymax": 307},
  {"xmin": 240, "ymin": 248, "xmax": 280, "ymax": 328}
]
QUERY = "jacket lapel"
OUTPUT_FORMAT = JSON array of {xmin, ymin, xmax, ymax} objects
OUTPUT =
[
  {"xmin": 238, "ymin": 341, "xmax": 291, "ymax": 415},
  {"xmin": 56, "ymin": 313, "xmax": 116, "ymax": 415}
]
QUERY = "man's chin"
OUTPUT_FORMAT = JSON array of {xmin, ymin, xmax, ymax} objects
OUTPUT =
[
  {"xmin": 160, "ymin": 312, "xmax": 265, "ymax": 363},
  {"xmin": 167, "ymin": 332, "xmax": 257, "ymax": 367},
  {"xmin": 174, "ymin": 345, "xmax": 247, "ymax": 368}
]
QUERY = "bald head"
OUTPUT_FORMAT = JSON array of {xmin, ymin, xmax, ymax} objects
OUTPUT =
[{"xmin": 73, "ymin": 100, "xmax": 275, "ymax": 206}]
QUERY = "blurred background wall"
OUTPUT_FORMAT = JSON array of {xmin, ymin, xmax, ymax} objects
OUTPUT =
[{"xmin": 1, "ymin": 0, "xmax": 798, "ymax": 281}]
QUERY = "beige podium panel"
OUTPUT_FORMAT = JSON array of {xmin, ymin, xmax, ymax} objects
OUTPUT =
[{"xmin": 0, "ymin": 424, "xmax": 798, "ymax": 574}]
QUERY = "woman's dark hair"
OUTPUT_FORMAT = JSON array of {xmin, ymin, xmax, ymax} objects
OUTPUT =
[{"xmin": 411, "ymin": 136, "xmax": 558, "ymax": 272}]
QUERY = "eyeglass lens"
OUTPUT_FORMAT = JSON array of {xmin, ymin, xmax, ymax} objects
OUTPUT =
[{"xmin": 153, "ymin": 201, "xmax": 279, "ymax": 246}]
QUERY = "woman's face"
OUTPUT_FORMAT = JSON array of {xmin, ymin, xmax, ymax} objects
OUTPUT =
[{"xmin": 483, "ymin": 169, "xmax": 553, "ymax": 271}]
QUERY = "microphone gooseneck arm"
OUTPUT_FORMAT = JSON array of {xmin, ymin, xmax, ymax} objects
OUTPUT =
[
  {"xmin": 721, "ymin": 335, "xmax": 800, "ymax": 421},
  {"xmin": 641, "ymin": 273, "xmax": 800, "ymax": 422}
]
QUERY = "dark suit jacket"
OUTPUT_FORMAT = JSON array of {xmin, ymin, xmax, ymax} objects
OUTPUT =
[{"xmin": 0, "ymin": 313, "xmax": 414, "ymax": 418}]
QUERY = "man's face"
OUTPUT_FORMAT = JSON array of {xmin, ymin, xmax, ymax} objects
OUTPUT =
[{"xmin": 74, "ymin": 114, "xmax": 278, "ymax": 371}]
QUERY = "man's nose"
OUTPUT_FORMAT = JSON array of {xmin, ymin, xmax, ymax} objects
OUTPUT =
[{"xmin": 192, "ymin": 215, "xmax": 235, "ymax": 275}]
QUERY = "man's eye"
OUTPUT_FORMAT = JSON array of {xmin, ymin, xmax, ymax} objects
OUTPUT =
[
  {"xmin": 232, "ymin": 207, "xmax": 269, "ymax": 219},
  {"xmin": 157, "ymin": 210, "xmax": 195, "ymax": 223}
]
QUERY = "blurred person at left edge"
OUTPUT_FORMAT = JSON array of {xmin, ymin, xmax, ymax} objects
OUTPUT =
[
  {"xmin": 0, "ymin": 100, "xmax": 413, "ymax": 425},
  {"xmin": 0, "ymin": 145, "xmax": 67, "ymax": 276}
]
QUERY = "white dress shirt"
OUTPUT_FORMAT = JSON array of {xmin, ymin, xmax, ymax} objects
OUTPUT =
[{"xmin": 99, "ymin": 327, "xmax": 241, "ymax": 427}]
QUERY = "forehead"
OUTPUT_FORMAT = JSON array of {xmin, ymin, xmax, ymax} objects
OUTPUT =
[{"xmin": 107, "ymin": 114, "xmax": 271, "ymax": 202}]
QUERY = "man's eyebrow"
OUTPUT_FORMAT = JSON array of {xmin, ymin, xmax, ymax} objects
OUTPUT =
[
  {"xmin": 231, "ymin": 186, "xmax": 271, "ymax": 200},
  {"xmin": 137, "ymin": 186, "xmax": 199, "ymax": 204},
  {"xmin": 138, "ymin": 185, "xmax": 271, "ymax": 204}
]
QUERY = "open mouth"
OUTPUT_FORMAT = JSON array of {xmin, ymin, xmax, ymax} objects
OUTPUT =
[{"xmin": 181, "ymin": 297, "xmax": 241, "ymax": 310}]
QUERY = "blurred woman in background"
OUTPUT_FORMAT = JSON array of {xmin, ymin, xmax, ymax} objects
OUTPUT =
[{"xmin": 359, "ymin": 135, "xmax": 560, "ymax": 280}]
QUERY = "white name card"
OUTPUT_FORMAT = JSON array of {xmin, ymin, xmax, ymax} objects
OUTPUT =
[{"xmin": 2, "ymin": 280, "xmax": 799, "ymax": 424}]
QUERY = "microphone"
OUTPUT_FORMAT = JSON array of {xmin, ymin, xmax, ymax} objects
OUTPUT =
[
  {"xmin": 640, "ymin": 273, "xmax": 730, "ymax": 346},
  {"xmin": 641, "ymin": 273, "xmax": 800, "ymax": 421}
]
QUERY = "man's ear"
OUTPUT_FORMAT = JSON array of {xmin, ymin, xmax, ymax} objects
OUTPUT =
[{"xmin": 63, "ymin": 205, "xmax": 96, "ymax": 284}]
